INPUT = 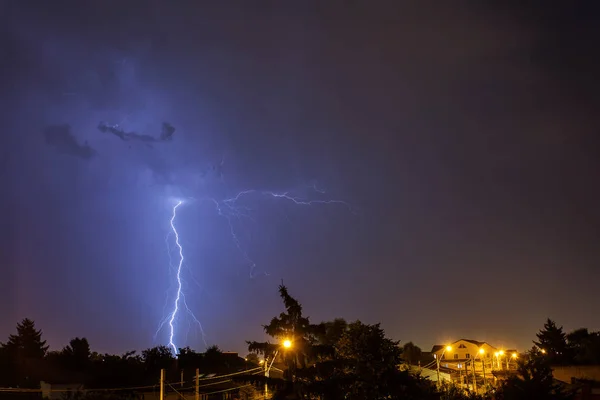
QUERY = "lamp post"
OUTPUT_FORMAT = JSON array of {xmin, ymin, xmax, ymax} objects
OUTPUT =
[
  {"xmin": 493, "ymin": 350, "xmax": 505, "ymax": 370},
  {"xmin": 507, "ymin": 352, "xmax": 517, "ymax": 369},
  {"xmin": 436, "ymin": 346, "xmax": 452, "ymax": 385},
  {"xmin": 491, "ymin": 350, "xmax": 505, "ymax": 370},
  {"xmin": 478, "ymin": 348, "xmax": 487, "ymax": 387},
  {"xmin": 265, "ymin": 339, "xmax": 293, "ymax": 377},
  {"xmin": 264, "ymin": 339, "xmax": 293, "ymax": 398}
]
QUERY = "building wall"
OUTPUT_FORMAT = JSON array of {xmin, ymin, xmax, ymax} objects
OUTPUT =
[
  {"xmin": 552, "ymin": 365, "xmax": 600, "ymax": 383},
  {"xmin": 434, "ymin": 340, "xmax": 498, "ymax": 364},
  {"xmin": 40, "ymin": 383, "xmax": 85, "ymax": 400},
  {"xmin": 432, "ymin": 340, "xmax": 516, "ymax": 374}
]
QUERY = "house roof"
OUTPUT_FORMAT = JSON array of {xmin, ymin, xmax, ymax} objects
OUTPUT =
[
  {"xmin": 430, "ymin": 339, "xmax": 495, "ymax": 352},
  {"xmin": 460, "ymin": 339, "xmax": 486, "ymax": 347}
]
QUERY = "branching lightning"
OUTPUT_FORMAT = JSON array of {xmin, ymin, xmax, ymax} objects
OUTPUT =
[
  {"xmin": 167, "ymin": 201, "xmax": 184, "ymax": 354},
  {"xmin": 157, "ymin": 200, "xmax": 206, "ymax": 354},
  {"xmin": 157, "ymin": 187, "xmax": 353, "ymax": 353}
]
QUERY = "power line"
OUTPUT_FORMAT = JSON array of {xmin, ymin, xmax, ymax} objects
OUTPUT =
[
  {"xmin": 0, "ymin": 367, "xmax": 265, "ymax": 394},
  {"xmin": 0, "ymin": 384, "xmax": 158, "ymax": 393}
]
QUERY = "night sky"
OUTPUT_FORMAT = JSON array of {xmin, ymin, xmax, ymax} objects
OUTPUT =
[{"xmin": 1, "ymin": 1, "xmax": 599, "ymax": 356}]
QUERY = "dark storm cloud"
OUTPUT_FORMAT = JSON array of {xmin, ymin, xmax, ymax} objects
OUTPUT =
[
  {"xmin": 43, "ymin": 124, "xmax": 96, "ymax": 160},
  {"xmin": 97, "ymin": 121, "xmax": 176, "ymax": 145}
]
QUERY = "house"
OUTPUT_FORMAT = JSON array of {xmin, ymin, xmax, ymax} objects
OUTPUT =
[{"xmin": 431, "ymin": 339, "xmax": 518, "ymax": 375}]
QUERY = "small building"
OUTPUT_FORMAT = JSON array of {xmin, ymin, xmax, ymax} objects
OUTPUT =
[
  {"xmin": 40, "ymin": 381, "xmax": 85, "ymax": 400},
  {"xmin": 431, "ymin": 339, "xmax": 518, "ymax": 377}
]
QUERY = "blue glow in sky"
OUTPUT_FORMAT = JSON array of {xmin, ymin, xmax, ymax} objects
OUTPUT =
[{"xmin": 1, "ymin": 1, "xmax": 599, "ymax": 355}]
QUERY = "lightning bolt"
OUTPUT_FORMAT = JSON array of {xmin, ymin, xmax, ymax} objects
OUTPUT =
[
  {"xmin": 167, "ymin": 200, "xmax": 184, "ymax": 354},
  {"xmin": 160, "ymin": 200, "xmax": 207, "ymax": 354},
  {"xmin": 157, "ymin": 186, "xmax": 353, "ymax": 351},
  {"xmin": 217, "ymin": 188, "xmax": 354, "ymax": 278}
]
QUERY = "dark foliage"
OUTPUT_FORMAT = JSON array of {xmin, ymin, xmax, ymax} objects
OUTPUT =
[
  {"xmin": 240, "ymin": 284, "xmax": 452, "ymax": 399},
  {"xmin": 495, "ymin": 348, "xmax": 574, "ymax": 400},
  {"xmin": 566, "ymin": 328, "xmax": 600, "ymax": 365},
  {"xmin": 0, "ymin": 318, "xmax": 50, "ymax": 387},
  {"xmin": 3, "ymin": 318, "xmax": 49, "ymax": 359},
  {"xmin": 61, "ymin": 337, "xmax": 92, "ymax": 371},
  {"xmin": 402, "ymin": 342, "xmax": 423, "ymax": 365},
  {"xmin": 533, "ymin": 319, "xmax": 571, "ymax": 365}
]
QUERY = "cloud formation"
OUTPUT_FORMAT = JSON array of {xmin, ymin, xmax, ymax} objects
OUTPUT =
[{"xmin": 43, "ymin": 124, "xmax": 96, "ymax": 160}]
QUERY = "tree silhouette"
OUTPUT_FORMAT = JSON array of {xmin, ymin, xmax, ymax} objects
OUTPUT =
[
  {"xmin": 141, "ymin": 345, "xmax": 174, "ymax": 376},
  {"xmin": 533, "ymin": 319, "xmax": 570, "ymax": 365},
  {"xmin": 2, "ymin": 318, "xmax": 49, "ymax": 359},
  {"xmin": 244, "ymin": 285, "xmax": 326, "ymax": 397},
  {"xmin": 177, "ymin": 346, "xmax": 202, "ymax": 371},
  {"xmin": 241, "ymin": 285, "xmax": 437, "ymax": 399},
  {"xmin": 91, "ymin": 351, "xmax": 143, "ymax": 387},
  {"xmin": 567, "ymin": 328, "xmax": 600, "ymax": 365},
  {"xmin": 334, "ymin": 321, "xmax": 403, "ymax": 399},
  {"xmin": 496, "ymin": 348, "xmax": 574, "ymax": 400},
  {"xmin": 202, "ymin": 345, "xmax": 226, "ymax": 371},
  {"xmin": 402, "ymin": 342, "xmax": 423, "ymax": 365},
  {"xmin": 62, "ymin": 337, "xmax": 92, "ymax": 371},
  {"xmin": 0, "ymin": 319, "xmax": 49, "ymax": 387}
]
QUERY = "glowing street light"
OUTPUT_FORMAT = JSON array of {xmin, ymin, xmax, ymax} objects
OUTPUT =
[
  {"xmin": 265, "ymin": 339, "xmax": 294, "ymax": 378},
  {"xmin": 436, "ymin": 345, "xmax": 452, "ymax": 384},
  {"xmin": 478, "ymin": 348, "xmax": 487, "ymax": 385},
  {"xmin": 493, "ymin": 350, "xmax": 506, "ymax": 369}
]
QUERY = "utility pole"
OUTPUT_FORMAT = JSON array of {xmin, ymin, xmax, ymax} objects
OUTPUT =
[
  {"xmin": 160, "ymin": 369, "xmax": 165, "ymax": 400},
  {"xmin": 264, "ymin": 356, "xmax": 268, "ymax": 399},
  {"xmin": 481, "ymin": 357, "xmax": 487, "ymax": 387},
  {"xmin": 470, "ymin": 359, "xmax": 477, "ymax": 393},
  {"xmin": 195, "ymin": 368, "xmax": 199, "ymax": 400},
  {"xmin": 180, "ymin": 369, "xmax": 184, "ymax": 387}
]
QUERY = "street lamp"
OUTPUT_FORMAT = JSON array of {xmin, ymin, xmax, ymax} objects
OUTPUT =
[
  {"xmin": 507, "ymin": 352, "xmax": 517, "ymax": 369},
  {"xmin": 264, "ymin": 339, "xmax": 293, "ymax": 398},
  {"xmin": 497, "ymin": 350, "xmax": 504, "ymax": 370},
  {"xmin": 494, "ymin": 350, "xmax": 505, "ymax": 370},
  {"xmin": 479, "ymin": 348, "xmax": 487, "ymax": 386},
  {"xmin": 436, "ymin": 345, "xmax": 452, "ymax": 384},
  {"xmin": 265, "ymin": 339, "xmax": 293, "ymax": 377}
]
